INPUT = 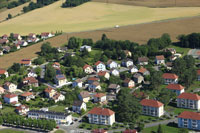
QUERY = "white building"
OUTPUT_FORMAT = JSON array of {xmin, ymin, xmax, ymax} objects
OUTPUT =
[
  {"xmin": 140, "ymin": 99, "xmax": 164, "ymax": 117},
  {"xmin": 155, "ymin": 55, "xmax": 165, "ymax": 65},
  {"xmin": 41, "ymin": 32, "xmax": 55, "ymax": 39},
  {"xmin": 4, "ymin": 93, "xmax": 18, "ymax": 104},
  {"xmin": 88, "ymin": 107, "xmax": 115, "ymax": 125},
  {"xmin": 0, "ymin": 69, "xmax": 9, "ymax": 77},
  {"xmin": 95, "ymin": 61, "xmax": 106, "ymax": 73},
  {"xmin": 162, "ymin": 73, "xmax": 179, "ymax": 84},
  {"xmin": 94, "ymin": 93, "xmax": 107, "ymax": 103},
  {"xmin": 110, "ymin": 69, "xmax": 120, "ymax": 76},
  {"xmin": 80, "ymin": 45, "xmax": 92, "ymax": 52},
  {"xmin": 166, "ymin": 84, "xmax": 185, "ymax": 95},
  {"xmin": 54, "ymin": 74, "xmax": 67, "ymax": 86},
  {"xmin": 88, "ymin": 82, "xmax": 101, "ymax": 92},
  {"xmin": 83, "ymin": 64, "xmax": 94, "ymax": 74},
  {"xmin": 177, "ymin": 92, "xmax": 200, "ymax": 110},
  {"xmin": 129, "ymin": 65, "xmax": 138, "ymax": 74},
  {"xmin": 78, "ymin": 91, "xmax": 91, "ymax": 103},
  {"xmin": 121, "ymin": 58, "xmax": 133, "ymax": 68},
  {"xmin": 72, "ymin": 101, "xmax": 86, "ymax": 114},
  {"xmin": 28, "ymin": 110, "xmax": 72, "ymax": 125},
  {"xmin": 3, "ymin": 82, "xmax": 17, "ymax": 92},
  {"xmin": 72, "ymin": 79, "xmax": 83, "ymax": 88},
  {"xmin": 107, "ymin": 60, "xmax": 118, "ymax": 69}
]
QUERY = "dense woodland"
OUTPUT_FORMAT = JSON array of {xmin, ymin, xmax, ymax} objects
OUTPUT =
[
  {"xmin": 178, "ymin": 33, "xmax": 200, "ymax": 48},
  {"xmin": 7, "ymin": 0, "xmax": 30, "ymax": 9},
  {"xmin": 23, "ymin": 0, "xmax": 58, "ymax": 13},
  {"xmin": 62, "ymin": 0, "xmax": 91, "ymax": 8}
]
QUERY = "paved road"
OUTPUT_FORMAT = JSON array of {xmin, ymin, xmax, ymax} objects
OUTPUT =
[{"xmin": 145, "ymin": 118, "xmax": 177, "ymax": 128}]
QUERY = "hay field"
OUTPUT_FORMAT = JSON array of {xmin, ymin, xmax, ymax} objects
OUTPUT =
[
  {"xmin": 0, "ymin": 0, "xmax": 36, "ymax": 22},
  {"xmin": 93, "ymin": 0, "xmax": 200, "ymax": 7},
  {"xmin": 0, "ymin": 1, "xmax": 200, "ymax": 35},
  {"xmin": 1, "ymin": 16, "xmax": 200, "ymax": 69}
]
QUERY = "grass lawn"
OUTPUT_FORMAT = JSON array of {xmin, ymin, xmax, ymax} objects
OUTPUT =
[
  {"xmin": 49, "ymin": 105, "xmax": 66, "ymax": 113},
  {"xmin": 0, "ymin": 129, "xmax": 25, "ymax": 133},
  {"xmin": 85, "ymin": 49, "xmax": 102, "ymax": 64},
  {"xmin": 79, "ymin": 122, "xmax": 124, "ymax": 130},
  {"xmin": 54, "ymin": 129, "xmax": 65, "ymax": 133},
  {"xmin": 165, "ymin": 103, "xmax": 195, "ymax": 115},
  {"xmin": 186, "ymin": 81, "xmax": 200, "ymax": 93},
  {"xmin": 1, "ymin": 106, "xmax": 16, "ymax": 114},
  {"xmin": 167, "ymin": 45, "xmax": 190, "ymax": 56},
  {"xmin": 142, "ymin": 124, "xmax": 180, "ymax": 133},
  {"xmin": 1, "ymin": 1, "xmax": 200, "ymax": 35}
]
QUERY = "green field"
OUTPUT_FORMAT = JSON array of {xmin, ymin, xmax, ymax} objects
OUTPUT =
[
  {"xmin": 142, "ymin": 124, "xmax": 180, "ymax": 133},
  {"xmin": 0, "ymin": 129, "xmax": 25, "ymax": 133},
  {"xmin": 167, "ymin": 45, "xmax": 190, "ymax": 56},
  {"xmin": 1, "ymin": 1, "xmax": 200, "ymax": 35}
]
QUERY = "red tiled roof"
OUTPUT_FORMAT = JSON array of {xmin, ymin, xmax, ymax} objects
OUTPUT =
[
  {"xmin": 94, "ymin": 93, "xmax": 106, "ymax": 98},
  {"xmin": 20, "ymin": 59, "xmax": 31, "ymax": 65},
  {"xmin": 162, "ymin": 73, "xmax": 178, "ymax": 79},
  {"xmin": 0, "ymin": 39, "xmax": 8, "ymax": 44},
  {"xmin": 4, "ymin": 93, "xmax": 17, "ymax": 98},
  {"xmin": 138, "ymin": 67, "xmax": 147, "ymax": 74},
  {"xmin": 41, "ymin": 32, "xmax": 50, "ymax": 36},
  {"xmin": 140, "ymin": 99, "xmax": 163, "ymax": 108},
  {"xmin": 166, "ymin": 84, "xmax": 184, "ymax": 90},
  {"xmin": 53, "ymin": 62, "xmax": 60, "ymax": 66},
  {"xmin": 88, "ymin": 107, "xmax": 115, "ymax": 116},
  {"xmin": 95, "ymin": 61, "xmax": 104, "ymax": 66},
  {"xmin": 45, "ymin": 87, "xmax": 53, "ymax": 93},
  {"xmin": 16, "ymin": 105, "xmax": 28, "ymax": 110},
  {"xmin": 138, "ymin": 57, "xmax": 148, "ymax": 62},
  {"xmin": 177, "ymin": 92, "xmax": 200, "ymax": 100},
  {"xmin": 23, "ymin": 77, "xmax": 38, "ymax": 83},
  {"xmin": 83, "ymin": 64, "xmax": 92, "ymax": 69},
  {"xmin": 156, "ymin": 55, "xmax": 165, "ymax": 60},
  {"xmin": 124, "ymin": 78, "xmax": 132, "ymax": 83},
  {"xmin": 21, "ymin": 92, "xmax": 33, "ymax": 97},
  {"xmin": 178, "ymin": 111, "xmax": 200, "ymax": 120},
  {"xmin": 98, "ymin": 71, "xmax": 107, "ymax": 76},
  {"xmin": 123, "ymin": 129, "xmax": 137, "ymax": 133},
  {"xmin": 197, "ymin": 70, "xmax": 200, "ymax": 75},
  {"xmin": 88, "ymin": 77, "xmax": 99, "ymax": 81},
  {"xmin": 0, "ymin": 69, "xmax": 6, "ymax": 75},
  {"xmin": 92, "ymin": 129, "xmax": 107, "ymax": 133}
]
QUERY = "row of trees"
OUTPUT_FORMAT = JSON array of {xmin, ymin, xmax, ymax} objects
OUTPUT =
[
  {"xmin": 62, "ymin": 0, "xmax": 91, "ymax": 8},
  {"xmin": 23, "ymin": 0, "xmax": 58, "ymax": 13},
  {"xmin": 178, "ymin": 33, "xmax": 200, "ymax": 48},
  {"xmin": 7, "ymin": 0, "xmax": 30, "ymax": 9},
  {"xmin": 0, "ymin": 114, "xmax": 56, "ymax": 131}
]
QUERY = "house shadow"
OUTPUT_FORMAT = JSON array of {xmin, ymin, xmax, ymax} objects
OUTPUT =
[{"xmin": 166, "ymin": 122, "xmax": 178, "ymax": 128}]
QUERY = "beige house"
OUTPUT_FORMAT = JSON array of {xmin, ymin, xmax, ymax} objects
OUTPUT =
[
  {"xmin": 88, "ymin": 107, "xmax": 115, "ymax": 125},
  {"xmin": 16, "ymin": 105, "xmax": 29, "ymax": 115},
  {"xmin": 0, "ymin": 69, "xmax": 9, "ymax": 77},
  {"xmin": 21, "ymin": 92, "xmax": 35, "ymax": 101},
  {"xmin": 78, "ymin": 91, "xmax": 90, "ymax": 103},
  {"xmin": 83, "ymin": 64, "xmax": 94, "ymax": 74},
  {"xmin": 140, "ymin": 99, "xmax": 164, "ymax": 117},
  {"xmin": 54, "ymin": 74, "xmax": 67, "ymax": 86},
  {"xmin": 123, "ymin": 78, "xmax": 135, "ymax": 88},
  {"xmin": 3, "ymin": 82, "xmax": 17, "ymax": 92},
  {"xmin": 177, "ymin": 92, "xmax": 200, "ymax": 110},
  {"xmin": 45, "ymin": 87, "xmax": 56, "ymax": 98},
  {"xmin": 98, "ymin": 71, "xmax": 110, "ymax": 79}
]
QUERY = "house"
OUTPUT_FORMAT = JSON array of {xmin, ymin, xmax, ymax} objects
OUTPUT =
[
  {"xmin": 0, "ymin": 39, "xmax": 9, "ymax": 44},
  {"xmin": 88, "ymin": 77, "xmax": 100, "ymax": 84},
  {"xmin": 133, "ymin": 73, "xmax": 144, "ymax": 84},
  {"xmin": 16, "ymin": 105, "xmax": 29, "ymax": 115},
  {"xmin": 52, "ymin": 92, "xmax": 65, "ymax": 103},
  {"xmin": 94, "ymin": 93, "xmax": 107, "ymax": 103},
  {"xmin": 28, "ymin": 33, "xmax": 36, "ymax": 39},
  {"xmin": 110, "ymin": 69, "xmax": 120, "ymax": 76},
  {"xmin": 164, "ymin": 48, "xmax": 176, "ymax": 55},
  {"xmin": 0, "ymin": 87, "xmax": 5, "ymax": 94},
  {"xmin": 95, "ymin": 61, "xmax": 106, "ymax": 72},
  {"xmin": 197, "ymin": 69, "xmax": 200, "ymax": 81},
  {"xmin": 2, "ymin": 46, "xmax": 10, "ymax": 53},
  {"xmin": 15, "ymin": 40, "xmax": 28, "ymax": 47},
  {"xmin": 162, "ymin": 73, "xmax": 178, "ymax": 84},
  {"xmin": 123, "ymin": 129, "xmax": 137, "ymax": 133},
  {"xmin": 108, "ymin": 84, "xmax": 120, "ymax": 94},
  {"xmin": 20, "ymin": 59, "xmax": 32, "ymax": 66},
  {"xmin": 98, "ymin": 71, "xmax": 110, "ymax": 79},
  {"xmin": 129, "ymin": 65, "xmax": 138, "ymax": 74},
  {"xmin": 27, "ymin": 70, "xmax": 37, "ymax": 78},
  {"xmin": 88, "ymin": 107, "xmax": 115, "ymax": 125},
  {"xmin": 80, "ymin": 45, "xmax": 92, "ymax": 52},
  {"xmin": 0, "ymin": 69, "xmax": 9, "ymax": 77},
  {"xmin": 124, "ymin": 50, "xmax": 132, "ymax": 57},
  {"xmin": 124, "ymin": 78, "xmax": 135, "ymax": 88},
  {"xmin": 107, "ymin": 60, "xmax": 118, "ymax": 69},
  {"xmin": 72, "ymin": 79, "xmax": 83, "ymax": 88},
  {"xmin": 140, "ymin": 99, "xmax": 164, "ymax": 117},
  {"xmin": 166, "ymin": 62, "xmax": 173, "ymax": 70},
  {"xmin": 72, "ymin": 101, "xmax": 86, "ymax": 114},
  {"xmin": 121, "ymin": 58, "xmax": 133, "ymax": 68},
  {"xmin": 178, "ymin": 111, "xmax": 200, "ymax": 130},
  {"xmin": 166, "ymin": 84, "xmax": 185, "ymax": 95},
  {"xmin": 0, "ymin": 50, "xmax": 3, "ymax": 56},
  {"xmin": 14, "ymin": 43, "xmax": 20, "ymax": 49},
  {"xmin": 0, "ymin": 102, "xmax": 2, "ymax": 109},
  {"xmin": 52, "ymin": 62, "xmax": 60, "ymax": 69},
  {"xmin": 2, "ymin": 34, "xmax": 8, "ymax": 39},
  {"xmin": 57, "ymin": 47, "xmax": 68, "ymax": 53},
  {"xmin": 92, "ymin": 129, "xmax": 107, "ymax": 133},
  {"xmin": 138, "ymin": 57, "xmax": 149, "ymax": 65},
  {"xmin": 170, "ymin": 55, "xmax": 177, "ymax": 61},
  {"xmin": 41, "ymin": 32, "xmax": 54, "ymax": 39},
  {"xmin": 83, "ymin": 64, "xmax": 94, "ymax": 74},
  {"xmin": 3, "ymin": 82, "xmax": 17, "ymax": 92},
  {"xmin": 13, "ymin": 34, "xmax": 22, "ymax": 40},
  {"xmin": 138, "ymin": 67, "xmax": 150, "ymax": 76},
  {"xmin": 28, "ymin": 110, "xmax": 72, "ymax": 125},
  {"xmin": 64, "ymin": 52, "xmax": 75, "ymax": 57},
  {"xmin": 4, "ymin": 93, "xmax": 18, "ymax": 104},
  {"xmin": 44, "ymin": 87, "xmax": 56, "ymax": 98},
  {"xmin": 177, "ymin": 92, "xmax": 200, "ymax": 110},
  {"xmin": 21, "ymin": 92, "xmax": 35, "ymax": 101},
  {"xmin": 27, "ymin": 33, "xmax": 39, "ymax": 43},
  {"xmin": 155, "ymin": 55, "xmax": 165, "ymax": 65},
  {"xmin": 78, "ymin": 91, "xmax": 90, "ymax": 103},
  {"xmin": 88, "ymin": 82, "xmax": 101, "ymax": 92},
  {"xmin": 54, "ymin": 74, "xmax": 67, "ymax": 86},
  {"xmin": 23, "ymin": 77, "xmax": 39, "ymax": 87}
]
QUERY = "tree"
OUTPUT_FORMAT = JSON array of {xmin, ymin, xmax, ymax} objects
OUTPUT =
[
  {"xmin": 44, "ymin": 64, "xmax": 56, "ymax": 82},
  {"xmin": 35, "ymin": 67, "xmax": 42, "ymax": 77},
  {"xmin": 101, "ymin": 34, "xmax": 108, "ymax": 41},
  {"xmin": 116, "ymin": 88, "xmax": 141, "ymax": 123},
  {"xmin": 138, "ymin": 122, "xmax": 144, "ymax": 132},
  {"xmin": 157, "ymin": 124, "xmax": 163, "ymax": 133},
  {"xmin": 157, "ymin": 89, "xmax": 176, "ymax": 106},
  {"xmin": 33, "ymin": 57, "xmax": 45, "ymax": 65},
  {"xmin": 149, "ymin": 71, "xmax": 163, "ymax": 90},
  {"xmin": 7, "ymin": 14, "xmax": 12, "ymax": 19},
  {"xmin": 8, "ymin": 63, "xmax": 21, "ymax": 73}
]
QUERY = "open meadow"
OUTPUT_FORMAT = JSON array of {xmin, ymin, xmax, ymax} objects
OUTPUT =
[{"xmin": 0, "ymin": 1, "xmax": 200, "ymax": 35}]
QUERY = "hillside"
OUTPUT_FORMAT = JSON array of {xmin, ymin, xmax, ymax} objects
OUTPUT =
[{"xmin": 0, "ymin": 1, "xmax": 200, "ymax": 35}]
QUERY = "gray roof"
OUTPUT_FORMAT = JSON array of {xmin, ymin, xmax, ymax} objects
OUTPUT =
[
  {"xmin": 73, "ymin": 100, "xmax": 84, "ymax": 107},
  {"xmin": 28, "ymin": 110, "xmax": 69, "ymax": 117}
]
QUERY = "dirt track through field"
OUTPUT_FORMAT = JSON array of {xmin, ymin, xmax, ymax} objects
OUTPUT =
[{"xmin": 0, "ymin": 16, "xmax": 200, "ymax": 69}]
